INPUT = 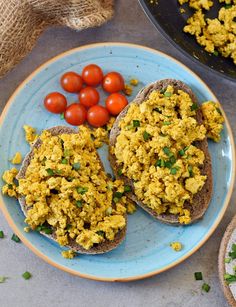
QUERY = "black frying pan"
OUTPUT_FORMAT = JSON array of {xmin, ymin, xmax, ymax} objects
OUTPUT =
[{"xmin": 139, "ymin": 0, "xmax": 236, "ymax": 82}]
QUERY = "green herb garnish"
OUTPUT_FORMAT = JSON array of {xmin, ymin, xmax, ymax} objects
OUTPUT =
[
  {"xmin": 117, "ymin": 168, "xmax": 123, "ymax": 176},
  {"xmin": 0, "ymin": 230, "xmax": 4, "ymax": 238},
  {"xmin": 188, "ymin": 165, "xmax": 194, "ymax": 177},
  {"xmin": 164, "ymin": 161, "xmax": 172, "ymax": 168},
  {"xmin": 153, "ymin": 107, "xmax": 161, "ymax": 113},
  {"xmin": 155, "ymin": 159, "xmax": 165, "ymax": 167},
  {"xmin": 46, "ymin": 168, "xmax": 55, "ymax": 176},
  {"xmin": 73, "ymin": 162, "xmax": 81, "ymax": 171},
  {"xmin": 202, "ymin": 283, "xmax": 210, "ymax": 292},
  {"xmin": 124, "ymin": 185, "xmax": 132, "ymax": 193},
  {"xmin": 213, "ymin": 50, "xmax": 219, "ymax": 56},
  {"xmin": 64, "ymin": 149, "xmax": 71, "ymax": 157},
  {"xmin": 163, "ymin": 147, "xmax": 172, "ymax": 156},
  {"xmin": 164, "ymin": 92, "xmax": 172, "ymax": 97},
  {"xmin": 43, "ymin": 228, "xmax": 53, "ymax": 235},
  {"xmin": 224, "ymin": 274, "xmax": 236, "ymax": 284},
  {"xmin": 60, "ymin": 113, "xmax": 64, "ymax": 120},
  {"xmin": 76, "ymin": 200, "xmax": 83, "ymax": 208},
  {"xmin": 143, "ymin": 131, "xmax": 151, "ymax": 141},
  {"xmin": 61, "ymin": 158, "xmax": 68, "ymax": 164},
  {"xmin": 66, "ymin": 224, "xmax": 72, "ymax": 230},
  {"xmin": 225, "ymin": 258, "xmax": 231, "ymax": 263},
  {"xmin": 191, "ymin": 103, "xmax": 198, "ymax": 111},
  {"xmin": 229, "ymin": 243, "xmax": 236, "ymax": 259},
  {"xmin": 0, "ymin": 276, "xmax": 7, "ymax": 283},
  {"xmin": 133, "ymin": 120, "xmax": 140, "ymax": 128},
  {"xmin": 163, "ymin": 121, "xmax": 171, "ymax": 126},
  {"xmin": 216, "ymin": 107, "xmax": 222, "ymax": 115},
  {"xmin": 22, "ymin": 271, "xmax": 31, "ymax": 280},
  {"xmin": 76, "ymin": 186, "xmax": 88, "ymax": 195},
  {"xmin": 114, "ymin": 191, "xmax": 123, "ymax": 198},
  {"xmin": 170, "ymin": 167, "xmax": 178, "ymax": 175},
  {"xmin": 11, "ymin": 234, "xmax": 20, "ymax": 243},
  {"xmin": 225, "ymin": 4, "xmax": 232, "ymax": 9},
  {"xmin": 8, "ymin": 184, "xmax": 13, "ymax": 189},
  {"xmin": 194, "ymin": 272, "xmax": 203, "ymax": 280},
  {"xmin": 96, "ymin": 231, "xmax": 105, "ymax": 237},
  {"xmin": 179, "ymin": 149, "xmax": 185, "ymax": 156},
  {"xmin": 113, "ymin": 197, "xmax": 119, "ymax": 203}
]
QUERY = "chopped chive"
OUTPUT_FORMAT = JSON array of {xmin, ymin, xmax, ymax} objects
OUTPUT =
[
  {"xmin": 170, "ymin": 168, "xmax": 178, "ymax": 175},
  {"xmin": 67, "ymin": 176, "xmax": 74, "ymax": 182},
  {"xmin": 76, "ymin": 186, "xmax": 88, "ymax": 195},
  {"xmin": 8, "ymin": 184, "xmax": 13, "ymax": 189},
  {"xmin": 225, "ymin": 258, "xmax": 231, "ymax": 263},
  {"xmin": 143, "ymin": 131, "xmax": 151, "ymax": 141},
  {"xmin": 163, "ymin": 147, "xmax": 171, "ymax": 156},
  {"xmin": 160, "ymin": 88, "xmax": 165, "ymax": 94},
  {"xmin": 225, "ymin": 4, "xmax": 232, "ymax": 9},
  {"xmin": 61, "ymin": 158, "xmax": 68, "ymax": 164},
  {"xmin": 229, "ymin": 251, "xmax": 236, "ymax": 259},
  {"xmin": 216, "ymin": 107, "xmax": 222, "ymax": 115},
  {"xmin": 22, "ymin": 271, "xmax": 31, "ymax": 280},
  {"xmin": 11, "ymin": 234, "xmax": 20, "ymax": 243},
  {"xmin": 155, "ymin": 159, "xmax": 165, "ymax": 167},
  {"xmin": 96, "ymin": 230, "xmax": 105, "ymax": 237},
  {"xmin": 43, "ymin": 228, "xmax": 53, "ymax": 235},
  {"xmin": 194, "ymin": 272, "xmax": 203, "ymax": 280},
  {"xmin": 188, "ymin": 165, "xmax": 194, "ymax": 177},
  {"xmin": 114, "ymin": 191, "xmax": 123, "ymax": 198},
  {"xmin": 164, "ymin": 161, "xmax": 172, "ymax": 168},
  {"xmin": 169, "ymin": 156, "xmax": 176, "ymax": 164},
  {"xmin": 163, "ymin": 121, "xmax": 171, "ymax": 126},
  {"xmin": 153, "ymin": 107, "xmax": 161, "ymax": 113},
  {"xmin": 191, "ymin": 103, "xmax": 198, "ymax": 111},
  {"xmin": 35, "ymin": 225, "xmax": 42, "ymax": 231},
  {"xmin": 66, "ymin": 224, "xmax": 72, "ymax": 230},
  {"xmin": 46, "ymin": 168, "xmax": 55, "ymax": 176},
  {"xmin": 124, "ymin": 185, "xmax": 132, "ymax": 193},
  {"xmin": 202, "ymin": 283, "xmax": 210, "ymax": 292},
  {"xmin": 224, "ymin": 273, "xmax": 236, "ymax": 283},
  {"xmin": 117, "ymin": 168, "xmax": 123, "ymax": 176},
  {"xmin": 0, "ymin": 276, "xmax": 7, "ymax": 283},
  {"xmin": 0, "ymin": 230, "xmax": 4, "ymax": 238},
  {"xmin": 164, "ymin": 92, "xmax": 172, "ymax": 97},
  {"xmin": 55, "ymin": 169, "xmax": 63, "ymax": 175},
  {"xmin": 133, "ymin": 120, "xmax": 140, "ymax": 128},
  {"xmin": 73, "ymin": 162, "xmax": 81, "ymax": 171},
  {"xmin": 113, "ymin": 197, "xmax": 119, "ymax": 203},
  {"xmin": 60, "ymin": 113, "xmax": 64, "ymax": 120},
  {"xmin": 213, "ymin": 50, "xmax": 219, "ymax": 56},
  {"xmin": 179, "ymin": 149, "xmax": 185, "ymax": 156},
  {"xmin": 76, "ymin": 200, "xmax": 83, "ymax": 208}
]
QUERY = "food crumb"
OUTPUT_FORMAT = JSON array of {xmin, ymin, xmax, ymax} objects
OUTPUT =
[
  {"xmin": 61, "ymin": 250, "xmax": 76, "ymax": 259},
  {"xmin": 170, "ymin": 241, "xmax": 182, "ymax": 251},
  {"xmin": 180, "ymin": 7, "xmax": 186, "ymax": 13},
  {"xmin": 0, "ymin": 276, "xmax": 7, "ymax": 283},
  {"xmin": 130, "ymin": 79, "xmax": 139, "ymax": 86},
  {"xmin": 22, "ymin": 271, "xmax": 32, "ymax": 280},
  {"xmin": 23, "ymin": 125, "xmax": 38, "ymax": 145},
  {"xmin": 124, "ymin": 84, "xmax": 133, "ymax": 96},
  {"xmin": 24, "ymin": 227, "xmax": 30, "ymax": 233},
  {"xmin": 11, "ymin": 152, "xmax": 22, "ymax": 164},
  {"xmin": 126, "ymin": 199, "xmax": 137, "ymax": 214}
]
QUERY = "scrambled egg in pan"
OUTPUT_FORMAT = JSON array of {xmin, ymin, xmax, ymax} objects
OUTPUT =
[
  {"xmin": 112, "ymin": 85, "xmax": 223, "ymax": 224},
  {"xmin": 179, "ymin": 0, "xmax": 236, "ymax": 64}
]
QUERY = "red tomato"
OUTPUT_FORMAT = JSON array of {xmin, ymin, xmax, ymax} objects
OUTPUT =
[
  {"xmin": 44, "ymin": 92, "xmax": 67, "ymax": 114},
  {"xmin": 103, "ymin": 72, "xmax": 125, "ymax": 93},
  {"xmin": 79, "ymin": 87, "xmax": 100, "ymax": 108},
  {"xmin": 87, "ymin": 105, "xmax": 110, "ymax": 127},
  {"xmin": 60, "ymin": 71, "xmax": 83, "ymax": 93},
  {"xmin": 105, "ymin": 93, "xmax": 128, "ymax": 115},
  {"xmin": 64, "ymin": 103, "xmax": 87, "ymax": 126},
  {"xmin": 82, "ymin": 64, "xmax": 103, "ymax": 86}
]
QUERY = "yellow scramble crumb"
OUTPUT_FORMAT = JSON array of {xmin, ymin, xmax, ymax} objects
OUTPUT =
[
  {"xmin": 11, "ymin": 152, "xmax": 22, "ymax": 164},
  {"xmin": 61, "ymin": 250, "xmax": 76, "ymax": 259},
  {"xmin": 124, "ymin": 84, "xmax": 133, "ymax": 96},
  {"xmin": 126, "ymin": 199, "xmax": 137, "ymax": 214},
  {"xmin": 1, "ymin": 168, "xmax": 18, "ymax": 198},
  {"xmin": 130, "ymin": 79, "xmax": 139, "ymax": 86},
  {"xmin": 23, "ymin": 125, "xmax": 38, "ymax": 145},
  {"xmin": 24, "ymin": 227, "xmax": 30, "ymax": 233},
  {"xmin": 170, "ymin": 242, "xmax": 183, "ymax": 251}
]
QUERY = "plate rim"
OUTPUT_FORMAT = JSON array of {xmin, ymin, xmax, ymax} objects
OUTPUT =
[
  {"xmin": 0, "ymin": 42, "xmax": 235, "ymax": 282},
  {"xmin": 138, "ymin": 0, "xmax": 236, "ymax": 82}
]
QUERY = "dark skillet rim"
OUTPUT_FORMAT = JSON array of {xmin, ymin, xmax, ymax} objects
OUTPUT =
[{"xmin": 138, "ymin": 0, "xmax": 236, "ymax": 83}]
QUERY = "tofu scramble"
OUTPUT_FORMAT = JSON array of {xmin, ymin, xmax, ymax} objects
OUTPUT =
[
  {"xmin": 112, "ymin": 85, "xmax": 224, "ymax": 224},
  {"xmin": 179, "ymin": 0, "xmax": 236, "ymax": 65},
  {"xmin": 3, "ymin": 126, "xmax": 131, "ymax": 251}
]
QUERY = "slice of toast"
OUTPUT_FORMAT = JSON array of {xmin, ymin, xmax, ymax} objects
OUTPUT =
[
  {"xmin": 109, "ymin": 79, "xmax": 212, "ymax": 225},
  {"xmin": 17, "ymin": 126, "xmax": 126, "ymax": 254}
]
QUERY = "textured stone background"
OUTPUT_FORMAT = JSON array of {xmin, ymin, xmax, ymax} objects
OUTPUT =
[{"xmin": 0, "ymin": 1, "xmax": 235, "ymax": 306}]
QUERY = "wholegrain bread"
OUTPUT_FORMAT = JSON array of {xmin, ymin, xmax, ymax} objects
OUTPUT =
[
  {"xmin": 109, "ymin": 79, "xmax": 212, "ymax": 225},
  {"xmin": 17, "ymin": 126, "xmax": 126, "ymax": 254}
]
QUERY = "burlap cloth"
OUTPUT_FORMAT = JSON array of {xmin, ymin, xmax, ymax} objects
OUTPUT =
[{"xmin": 0, "ymin": 0, "xmax": 114, "ymax": 78}]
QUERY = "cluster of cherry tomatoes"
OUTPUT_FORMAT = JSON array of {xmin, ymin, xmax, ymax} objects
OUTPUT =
[{"xmin": 44, "ymin": 64, "xmax": 128, "ymax": 127}]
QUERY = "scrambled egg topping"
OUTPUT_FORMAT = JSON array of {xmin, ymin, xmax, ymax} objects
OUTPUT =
[
  {"xmin": 17, "ymin": 126, "xmax": 128, "ymax": 250},
  {"xmin": 61, "ymin": 250, "xmax": 76, "ymax": 259},
  {"xmin": 170, "ymin": 242, "xmax": 182, "ymax": 251},
  {"xmin": 2, "ymin": 168, "xmax": 18, "ymax": 198},
  {"xmin": 113, "ymin": 85, "xmax": 208, "ymax": 224},
  {"xmin": 201, "ymin": 101, "xmax": 224, "ymax": 142},
  {"xmin": 11, "ymin": 152, "xmax": 22, "ymax": 164},
  {"xmin": 180, "ymin": 0, "xmax": 236, "ymax": 64},
  {"xmin": 23, "ymin": 125, "xmax": 38, "ymax": 145}
]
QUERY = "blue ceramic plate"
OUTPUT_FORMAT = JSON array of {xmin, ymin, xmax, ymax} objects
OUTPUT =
[{"xmin": 0, "ymin": 43, "xmax": 234, "ymax": 281}]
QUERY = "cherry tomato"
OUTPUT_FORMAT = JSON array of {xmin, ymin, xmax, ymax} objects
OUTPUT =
[
  {"xmin": 82, "ymin": 64, "xmax": 103, "ymax": 86},
  {"xmin": 103, "ymin": 72, "xmax": 125, "ymax": 93},
  {"xmin": 87, "ymin": 105, "xmax": 110, "ymax": 127},
  {"xmin": 60, "ymin": 71, "xmax": 83, "ymax": 93},
  {"xmin": 79, "ymin": 86, "xmax": 100, "ymax": 108},
  {"xmin": 44, "ymin": 92, "xmax": 67, "ymax": 114},
  {"xmin": 64, "ymin": 103, "xmax": 87, "ymax": 126},
  {"xmin": 105, "ymin": 93, "xmax": 128, "ymax": 115}
]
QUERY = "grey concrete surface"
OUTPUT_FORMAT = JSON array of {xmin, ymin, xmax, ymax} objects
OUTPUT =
[{"xmin": 0, "ymin": 1, "xmax": 235, "ymax": 306}]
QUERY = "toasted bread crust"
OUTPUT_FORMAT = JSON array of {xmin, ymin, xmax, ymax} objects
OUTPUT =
[
  {"xmin": 109, "ymin": 79, "xmax": 212, "ymax": 225},
  {"xmin": 17, "ymin": 126, "xmax": 126, "ymax": 254}
]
